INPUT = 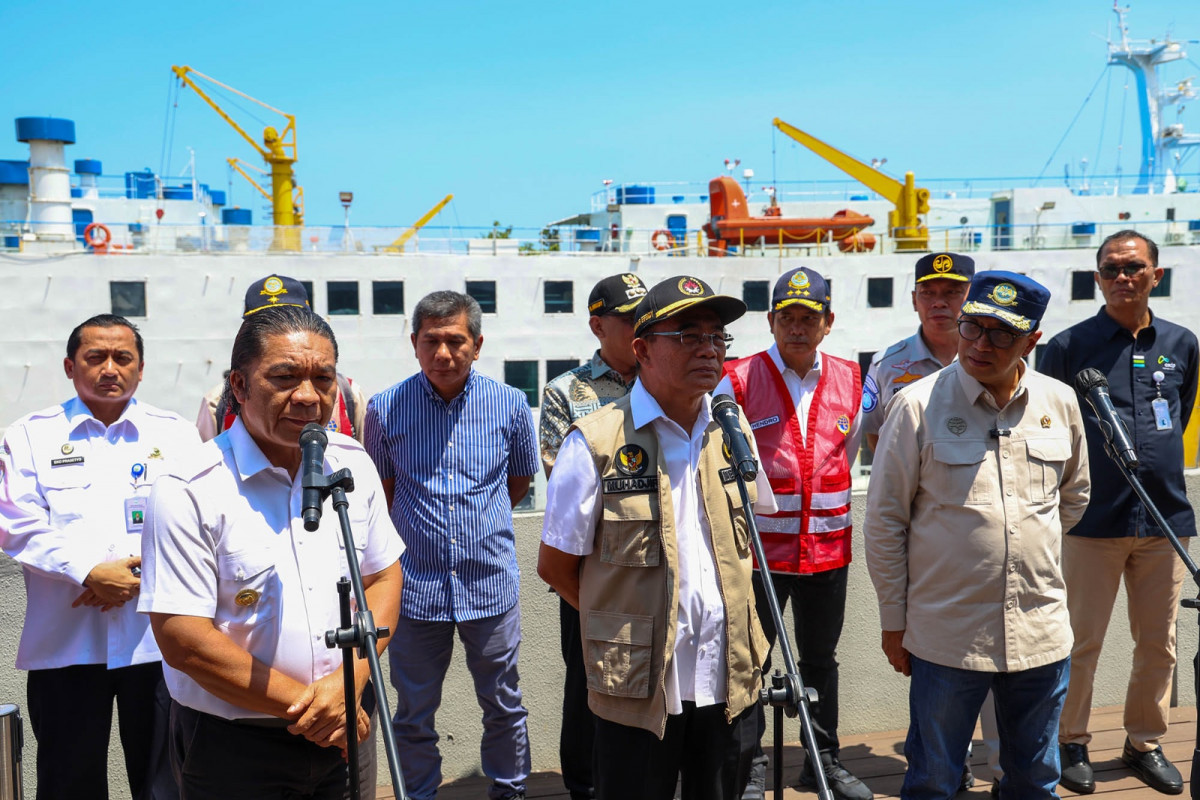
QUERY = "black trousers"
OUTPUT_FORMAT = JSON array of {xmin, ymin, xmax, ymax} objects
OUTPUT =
[
  {"xmin": 27, "ymin": 661, "xmax": 175, "ymax": 800},
  {"xmin": 593, "ymin": 702, "xmax": 757, "ymax": 800},
  {"xmin": 170, "ymin": 701, "xmax": 351, "ymax": 800},
  {"xmin": 752, "ymin": 567, "xmax": 848, "ymax": 757},
  {"xmin": 558, "ymin": 595, "xmax": 596, "ymax": 799}
]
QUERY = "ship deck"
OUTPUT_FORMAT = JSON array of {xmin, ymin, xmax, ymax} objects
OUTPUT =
[{"xmin": 379, "ymin": 704, "xmax": 1198, "ymax": 799}]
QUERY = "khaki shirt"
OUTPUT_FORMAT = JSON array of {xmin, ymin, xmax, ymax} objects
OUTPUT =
[
  {"xmin": 863, "ymin": 361, "xmax": 1090, "ymax": 672},
  {"xmin": 862, "ymin": 328, "xmax": 949, "ymax": 439}
]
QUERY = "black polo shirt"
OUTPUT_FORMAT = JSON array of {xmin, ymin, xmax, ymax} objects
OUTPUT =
[{"xmin": 1037, "ymin": 306, "xmax": 1198, "ymax": 539}]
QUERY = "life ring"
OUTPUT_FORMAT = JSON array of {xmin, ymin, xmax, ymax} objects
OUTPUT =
[
  {"xmin": 83, "ymin": 222, "xmax": 111, "ymax": 249},
  {"xmin": 651, "ymin": 229, "xmax": 675, "ymax": 251}
]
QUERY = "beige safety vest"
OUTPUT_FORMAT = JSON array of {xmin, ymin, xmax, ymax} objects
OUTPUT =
[{"xmin": 571, "ymin": 395, "xmax": 768, "ymax": 738}]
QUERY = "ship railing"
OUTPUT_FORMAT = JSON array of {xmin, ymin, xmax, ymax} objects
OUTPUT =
[{"xmin": 4, "ymin": 218, "xmax": 1199, "ymax": 256}]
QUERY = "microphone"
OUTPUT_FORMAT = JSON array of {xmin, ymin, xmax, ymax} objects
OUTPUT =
[
  {"xmin": 1074, "ymin": 368, "xmax": 1139, "ymax": 470},
  {"xmin": 300, "ymin": 423, "xmax": 329, "ymax": 532},
  {"xmin": 711, "ymin": 394, "xmax": 759, "ymax": 481}
]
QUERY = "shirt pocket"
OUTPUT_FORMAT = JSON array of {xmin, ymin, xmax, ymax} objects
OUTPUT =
[
  {"xmin": 600, "ymin": 492, "xmax": 661, "ymax": 567},
  {"xmin": 930, "ymin": 440, "xmax": 992, "ymax": 506},
  {"xmin": 1025, "ymin": 436, "xmax": 1072, "ymax": 503},
  {"xmin": 215, "ymin": 548, "xmax": 281, "ymax": 631},
  {"xmin": 38, "ymin": 469, "xmax": 92, "ymax": 525},
  {"xmin": 584, "ymin": 610, "xmax": 654, "ymax": 698},
  {"xmin": 722, "ymin": 481, "xmax": 752, "ymax": 557},
  {"xmin": 336, "ymin": 507, "xmax": 371, "ymax": 580}
]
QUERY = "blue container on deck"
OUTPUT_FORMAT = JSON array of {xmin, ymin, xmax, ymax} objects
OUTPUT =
[
  {"xmin": 1071, "ymin": 222, "xmax": 1096, "ymax": 236},
  {"xmin": 3, "ymin": 236, "xmax": 19, "ymax": 249},
  {"xmin": 0, "ymin": 160, "xmax": 29, "ymax": 185},
  {"xmin": 222, "ymin": 207, "xmax": 252, "ymax": 225},
  {"xmin": 74, "ymin": 159, "xmax": 102, "ymax": 175},
  {"xmin": 125, "ymin": 171, "xmax": 156, "ymax": 199},
  {"xmin": 575, "ymin": 228, "xmax": 601, "ymax": 242},
  {"xmin": 1189, "ymin": 220, "xmax": 1200, "ymax": 232},
  {"xmin": 162, "ymin": 186, "xmax": 193, "ymax": 201},
  {"xmin": 209, "ymin": 190, "xmax": 226, "ymax": 206},
  {"xmin": 616, "ymin": 185, "xmax": 655, "ymax": 205}
]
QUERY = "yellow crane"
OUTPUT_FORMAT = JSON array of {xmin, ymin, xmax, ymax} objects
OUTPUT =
[
  {"xmin": 773, "ymin": 118, "xmax": 929, "ymax": 251},
  {"xmin": 171, "ymin": 65, "xmax": 303, "ymax": 250},
  {"xmin": 383, "ymin": 195, "xmax": 454, "ymax": 254}
]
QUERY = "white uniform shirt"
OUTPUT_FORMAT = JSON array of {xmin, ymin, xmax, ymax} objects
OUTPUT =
[
  {"xmin": 715, "ymin": 343, "xmax": 862, "ymax": 465},
  {"xmin": 0, "ymin": 396, "xmax": 199, "ymax": 670},
  {"xmin": 139, "ymin": 418, "xmax": 404, "ymax": 719},
  {"xmin": 542, "ymin": 381, "xmax": 775, "ymax": 714}
]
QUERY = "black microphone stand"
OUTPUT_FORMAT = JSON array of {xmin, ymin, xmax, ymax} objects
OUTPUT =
[
  {"xmin": 1094, "ymin": 439, "xmax": 1200, "ymax": 800},
  {"xmin": 303, "ymin": 465, "xmax": 408, "ymax": 800},
  {"xmin": 726, "ymin": 454, "xmax": 834, "ymax": 800}
]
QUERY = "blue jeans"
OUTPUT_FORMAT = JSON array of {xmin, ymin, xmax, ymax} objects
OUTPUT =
[
  {"xmin": 902, "ymin": 655, "xmax": 1069, "ymax": 800},
  {"xmin": 389, "ymin": 603, "xmax": 530, "ymax": 800}
]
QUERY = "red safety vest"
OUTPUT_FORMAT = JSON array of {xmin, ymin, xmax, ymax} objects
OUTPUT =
[{"xmin": 723, "ymin": 351, "xmax": 859, "ymax": 574}]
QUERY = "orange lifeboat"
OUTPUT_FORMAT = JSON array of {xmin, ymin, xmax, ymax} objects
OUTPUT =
[{"xmin": 701, "ymin": 176, "xmax": 875, "ymax": 256}]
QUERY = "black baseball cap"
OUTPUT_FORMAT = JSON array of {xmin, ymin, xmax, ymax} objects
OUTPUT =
[
  {"xmin": 915, "ymin": 252, "xmax": 974, "ymax": 283},
  {"xmin": 633, "ymin": 276, "xmax": 747, "ymax": 337},
  {"xmin": 588, "ymin": 273, "xmax": 649, "ymax": 316},
  {"xmin": 244, "ymin": 275, "xmax": 310, "ymax": 316}
]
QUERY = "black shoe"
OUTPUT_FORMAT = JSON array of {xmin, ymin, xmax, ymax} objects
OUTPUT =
[
  {"xmin": 1121, "ymin": 738, "xmax": 1183, "ymax": 795},
  {"xmin": 1059, "ymin": 743, "xmax": 1095, "ymax": 794},
  {"xmin": 990, "ymin": 782, "xmax": 999, "ymax": 799},
  {"xmin": 799, "ymin": 753, "xmax": 873, "ymax": 800},
  {"xmin": 741, "ymin": 754, "xmax": 767, "ymax": 800},
  {"xmin": 958, "ymin": 763, "xmax": 976, "ymax": 793}
]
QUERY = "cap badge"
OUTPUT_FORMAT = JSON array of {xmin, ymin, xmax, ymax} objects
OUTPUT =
[
  {"xmin": 946, "ymin": 417, "xmax": 967, "ymax": 436},
  {"xmin": 616, "ymin": 444, "xmax": 648, "ymax": 477},
  {"xmin": 235, "ymin": 589, "xmax": 261, "ymax": 607},
  {"xmin": 1040, "ymin": 415, "xmax": 1052, "ymax": 429},
  {"xmin": 988, "ymin": 283, "xmax": 1018, "ymax": 307},
  {"xmin": 60, "ymin": 443, "xmax": 74, "ymax": 455},
  {"xmin": 836, "ymin": 414, "xmax": 851, "ymax": 435},
  {"xmin": 678, "ymin": 277, "xmax": 705, "ymax": 296},
  {"xmin": 788, "ymin": 271, "xmax": 811, "ymax": 296},
  {"xmin": 932, "ymin": 254, "xmax": 953, "ymax": 273},
  {"xmin": 622, "ymin": 273, "xmax": 640, "ymax": 288},
  {"xmin": 260, "ymin": 276, "xmax": 288, "ymax": 304}
]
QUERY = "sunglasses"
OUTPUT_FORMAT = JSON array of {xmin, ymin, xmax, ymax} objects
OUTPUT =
[{"xmin": 1097, "ymin": 263, "xmax": 1150, "ymax": 280}]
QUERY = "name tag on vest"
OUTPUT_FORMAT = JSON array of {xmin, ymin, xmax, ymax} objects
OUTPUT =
[
  {"xmin": 603, "ymin": 476, "xmax": 659, "ymax": 494},
  {"xmin": 750, "ymin": 415, "xmax": 780, "ymax": 430}
]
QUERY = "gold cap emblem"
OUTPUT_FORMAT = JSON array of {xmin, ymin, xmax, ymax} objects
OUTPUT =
[{"xmin": 932, "ymin": 254, "xmax": 953, "ymax": 273}]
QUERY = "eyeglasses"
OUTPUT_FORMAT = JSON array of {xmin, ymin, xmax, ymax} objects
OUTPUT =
[
  {"xmin": 957, "ymin": 317, "xmax": 1021, "ymax": 349},
  {"xmin": 645, "ymin": 331, "xmax": 733, "ymax": 349},
  {"xmin": 1097, "ymin": 263, "xmax": 1150, "ymax": 280}
]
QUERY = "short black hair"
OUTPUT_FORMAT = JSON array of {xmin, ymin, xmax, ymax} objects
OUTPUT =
[
  {"xmin": 1097, "ymin": 229, "xmax": 1158, "ymax": 268},
  {"xmin": 223, "ymin": 305, "xmax": 338, "ymax": 415},
  {"xmin": 66, "ymin": 314, "xmax": 144, "ymax": 361},
  {"xmin": 412, "ymin": 291, "xmax": 482, "ymax": 338}
]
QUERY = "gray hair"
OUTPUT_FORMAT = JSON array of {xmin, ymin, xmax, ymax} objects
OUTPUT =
[
  {"xmin": 412, "ymin": 291, "xmax": 482, "ymax": 338},
  {"xmin": 223, "ymin": 305, "xmax": 338, "ymax": 415}
]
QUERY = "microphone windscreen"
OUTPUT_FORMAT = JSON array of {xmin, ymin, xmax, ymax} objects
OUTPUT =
[
  {"xmin": 711, "ymin": 393, "xmax": 739, "ymax": 415},
  {"xmin": 299, "ymin": 422, "xmax": 328, "ymax": 448},
  {"xmin": 1073, "ymin": 367, "xmax": 1108, "ymax": 395}
]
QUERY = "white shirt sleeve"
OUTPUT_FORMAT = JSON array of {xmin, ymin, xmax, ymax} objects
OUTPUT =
[
  {"xmin": 540, "ymin": 429, "xmax": 601, "ymax": 556},
  {"xmin": 139, "ymin": 475, "xmax": 218, "ymax": 617}
]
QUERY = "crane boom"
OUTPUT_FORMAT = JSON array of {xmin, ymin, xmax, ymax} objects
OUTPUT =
[
  {"xmin": 772, "ymin": 118, "xmax": 929, "ymax": 251},
  {"xmin": 171, "ymin": 65, "xmax": 302, "ymax": 249},
  {"xmin": 384, "ymin": 195, "xmax": 454, "ymax": 253}
]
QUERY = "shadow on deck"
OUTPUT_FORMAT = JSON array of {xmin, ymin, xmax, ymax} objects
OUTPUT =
[{"xmin": 379, "ymin": 705, "xmax": 1197, "ymax": 799}]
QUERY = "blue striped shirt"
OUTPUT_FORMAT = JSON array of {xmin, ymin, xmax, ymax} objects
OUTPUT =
[{"xmin": 364, "ymin": 370, "xmax": 538, "ymax": 621}]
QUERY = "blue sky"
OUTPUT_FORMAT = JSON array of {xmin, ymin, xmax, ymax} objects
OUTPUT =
[{"xmin": 3, "ymin": 1, "xmax": 1199, "ymax": 232}]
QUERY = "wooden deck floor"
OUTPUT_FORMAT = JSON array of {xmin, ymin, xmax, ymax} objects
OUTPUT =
[{"xmin": 379, "ymin": 705, "xmax": 1198, "ymax": 799}]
